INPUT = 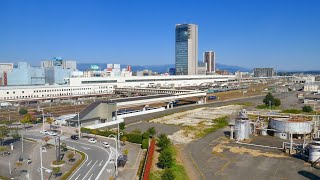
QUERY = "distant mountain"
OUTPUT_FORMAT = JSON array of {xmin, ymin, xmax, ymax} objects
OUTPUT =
[{"xmin": 77, "ymin": 63, "xmax": 251, "ymax": 73}]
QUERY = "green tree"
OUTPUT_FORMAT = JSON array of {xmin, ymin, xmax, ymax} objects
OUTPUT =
[
  {"xmin": 0, "ymin": 126, "xmax": 10, "ymax": 145},
  {"xmin": 161, "ymin": 168, "xmax": 175, "ymax": 180},
  {"xmin": 147, "ymin": 127, "xmax": 156, "ymax": 137},
  {"xmin": 21, "ymin": 113, "xmax": 36, "ymax": 128},
  {"xmin": 19, "ymin": 108, "xmax": 28, "ymax": 115},
  {"xmin": 263, "ymin": 93, "xmax": 275, "ymax": 106},
  {"xmin": 274, "ymin": 98, "xmax": 281, "ymax": 106},
  {"xmin": 302, "ymin": 105, "xmax": 313, "ymax": 112},
  {"xmin": 46, "ymin": 117, "xmax": 54, "ymax": 129},
  {"xmin": 158, "ymin": 148, "xmax": 173, "ymax": 169},
  {"xmin": 157, "ymin": 134, "xmax": 171, "ymax": 150},
  {"xmin": 119, "ymin": 122, "xmax": 126, "ymax": 131}
]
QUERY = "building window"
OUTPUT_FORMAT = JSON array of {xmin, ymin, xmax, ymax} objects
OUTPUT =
[
  {"xmin": 22, "ymin": 91, "xmax": 24, "ymax": 93},
  {"xmin": 7, "ymin": 92, "xmax": 9, "ymax": 94}
]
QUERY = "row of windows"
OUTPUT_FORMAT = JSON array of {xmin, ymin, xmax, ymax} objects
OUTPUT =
[
  {"xmin": 5, "ymin": 86, "xmax": 112, "ymax": 95},
  {"xmin": 0, "ymin": 90, "xmax": 112, "ymax": 100}
]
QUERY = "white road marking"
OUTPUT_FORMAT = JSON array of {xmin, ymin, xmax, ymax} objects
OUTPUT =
[
  {"xmin": 82, "ymin": 160, "xmax": 98, "ymax": 179},
  {"xmin": 88, "ymin": 174, "xmax": 94, "ymax": 180},
  {"xmin": 96, "ymin": 149, "xmax": 113, "ymax": 179},
  {"xmin": 99, "ymin": 160, "xmax": 104, "ymax": 166},
  {"xmin": 87, "ymin": 160, "xmax": 92, "ymax": 166},
  {"xmin": 74, "ymin": 173, "xmax": 81, "ymax": 180},
  {"xmin": 81, "ymin": 146, "xmax": 91, "ymax": 150}
]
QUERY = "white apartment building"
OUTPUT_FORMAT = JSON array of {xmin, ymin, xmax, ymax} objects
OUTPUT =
[{"xmin": 304, "ymin": 82, "xmax": 320, "ymax": 92}]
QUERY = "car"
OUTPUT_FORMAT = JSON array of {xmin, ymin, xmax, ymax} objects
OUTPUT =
[
  {"xmin": 40, "ymin": 130, "xmax": 48, "ymax": 134},
  {"xmin": 88, "ymin": 138, "xmax": 97, "ymax": 143},
  {"xmin": 102, "ymin": 142, "xmax": 110, "ymax": 148},
  {"xmin": 47, "ymin": 131, "xmax": 57, "ymax": 136},
  {"xmin": 1, "ymin": 151, "xmax": 10, "ymax": 157},
  {"xmin": 71, "ymin": 135, "xmax": 79, "ymax": 140}
]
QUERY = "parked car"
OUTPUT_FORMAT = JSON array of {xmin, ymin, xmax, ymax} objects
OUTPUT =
[
  {"xmin": 1, "ymin": 151, "xmax": 10, "ymax": 157},
  {"xmin": 71, "ymin": 135, "xmax": 79, "ymax": 140},
  {"xmin": 88, "ymin": 138, "xmax": 97, "ymax": 143},
  {"xmin": 47, "ymin": 131, "xmax": 57, "ymax": 136},
  {"xmin": 102, "ymin": 142, "xmax": 110, "ymax": 148},
  {"xmin": 40, "ymin": 130, "xmax": 48, "ymax": 134}
]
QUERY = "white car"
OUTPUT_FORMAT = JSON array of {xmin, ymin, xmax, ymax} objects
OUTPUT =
[
  {"xmin": 88, "ymin": 138, "xmax": 97, "ymax": 143},
  {"xmin": 47, "ymin": 131, "xmax": 57, "ymax": 136},
  {"xmin": 40, "ymin": 130, "xmax": 48, "ymax": 134},
  {"xmin": 102, "ymin": 142, "xmax": 110, "ymax": 148}
]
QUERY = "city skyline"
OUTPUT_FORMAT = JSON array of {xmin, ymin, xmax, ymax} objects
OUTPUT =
[{"xmin": 1, "ymin": 0, "xmax": 320, "ymax": 70}]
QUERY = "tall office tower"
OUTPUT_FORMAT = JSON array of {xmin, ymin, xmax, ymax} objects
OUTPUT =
[
  {"xmin": 204, "ymin": 51, "xmax": 216, "ymax": 73},
  {"xmin": 175, "ymin": 24, "xmax": 198, "ymax": 75}
]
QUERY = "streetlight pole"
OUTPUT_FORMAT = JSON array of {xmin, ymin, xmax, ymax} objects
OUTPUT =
[
  {"xmin": 108, "ymin": 135, "xmax": 118, "ymax": 176},
  {"xmin": 40, "ymin": 145, "xmax": 44, "ymax": 180},
  {"xmin": 38, "ymin": 107, "xmax": 45, "ymax": 131},
  {"xmin": 77, "ymin": 113, "xmax": 81, "ymax": 138},
  {"xmin": 9, "ymin": 159, "xmax": 11, "ymax": 175}
]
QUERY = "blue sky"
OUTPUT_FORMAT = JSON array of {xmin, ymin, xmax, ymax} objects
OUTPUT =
[{"xmin": 0, "ymin": 0, "xmax": 319, "ymax": 71}]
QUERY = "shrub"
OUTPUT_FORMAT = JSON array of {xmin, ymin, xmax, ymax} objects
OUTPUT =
[
  {"xmin": 142, "ymin": 132, "xmax": 150, "ymax": 140},
  {"xmin": 161, "ymin": 168, "xmax": 175, "ymax": 180},
  {"xmin": 19, "ymin": 108, "xmax": 28, "ymax": 115},
  {"xmin": 119, "ymin": 122, "xmax": 126, "ymax": 131},
  {"xmin": 274, "ymin": 98, "xmax": 281, "ymax": 106},
  {"xmin": 126, "ymin": 132, "xmax": 143, "ymax": 144},
  {"xmin": 302, "ymin": 105, "xmax": 313, "ymax": 113},
  {"xmin": 141, "ymin": 139, "xmax": 149, "ymax": 149},
  {"xmin": 67, "ymin": 153, "xmax": 75, "ymax": 161},
  {"xmin": 52, "ymin": 160, "xmax": 65, "ymax": 165}
]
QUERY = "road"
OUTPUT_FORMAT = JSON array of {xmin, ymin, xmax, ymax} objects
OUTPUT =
[{"xmin": 23, "ymin": 130, "xmax": 120, "ymax": 180}]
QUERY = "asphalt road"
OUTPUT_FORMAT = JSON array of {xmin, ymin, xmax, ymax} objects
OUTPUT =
[{"xmin": 23, "ymin": 130, "xmax": 119, "ymax": 180}]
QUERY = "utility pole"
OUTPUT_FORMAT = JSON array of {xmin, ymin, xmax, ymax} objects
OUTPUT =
[
  {"xmin": 9, "ymin": 160, "xmax": 11, "ymax": 175},
  {"xmin": 40, "ymin": 145, "xmax": 44, "ymax": 180},
  {"xmin": 21, "ymin": 132, "xmax": 24, "ymax": 153}
]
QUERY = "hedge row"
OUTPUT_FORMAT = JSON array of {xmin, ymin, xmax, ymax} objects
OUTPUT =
[
  {"xmin": 60, "ymin": 150, "xmax": 86, "ymax": 180},
  {"xmin": 142, "ymin": 138, "xmax": 156, "ymax": 180},
  {"xmin": 81, "ymin": 127, "xmax": 147, "ymax": 145}
]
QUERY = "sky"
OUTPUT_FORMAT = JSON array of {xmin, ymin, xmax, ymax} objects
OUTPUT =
[{"xmin": 0, "ymin": 0, "xmax": 320, "ymax": 71}]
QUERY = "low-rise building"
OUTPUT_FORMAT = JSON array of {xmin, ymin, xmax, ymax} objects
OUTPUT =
[{"xmin": 304, "ymin": 82, "xmax": 320, "ymax": 92}]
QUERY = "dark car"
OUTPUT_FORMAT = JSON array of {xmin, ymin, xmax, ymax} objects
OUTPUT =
[{"xmin": 71, "ymin": 135, "xmax": 79, "ymax": 140}]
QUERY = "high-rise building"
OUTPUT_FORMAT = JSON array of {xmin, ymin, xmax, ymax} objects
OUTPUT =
[
  {"xmin": 253, "ymin": 68, "xmax": 274, "ymax": 77},
  {"xmin": 204, "ymin": 51, "xmax": 216, "ymax": 73},
  {"xmin": 175, "ymin": 24, "xmax": 198, "ymax": 75}
]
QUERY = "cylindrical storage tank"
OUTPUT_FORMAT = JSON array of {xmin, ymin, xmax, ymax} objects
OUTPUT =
[
  {"xmin": 309, "ymin": 143, "xmax": 320, "ymax": 162},
  {"xmin": 235, "ymin": 119, "xmax": 250, "ymax": 140},
  {"xmin": 269, "ymin": 118, "xmax": 313, "ymax": 134}
]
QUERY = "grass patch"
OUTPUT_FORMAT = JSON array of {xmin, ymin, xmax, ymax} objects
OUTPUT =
[
  {"xmin": 0, "ymin": 176, "xmax": 10, "ymax": 180},
  {"xmin": 256, "ymin": 104, "xmax": 280, "ymax": 110},
  {"xmin": 195, "ymin": 116, "xmax": 229, "ymax": 138},
  {"xmin": 281, "ymin": 109, "xmax": 303, "ymax": 114},
  {"xmin": 233, "ymin": 102, "xmax": 254, "ymax": 107},
  {"xmin": 52, "ymin": 160, "xmax": 65, "ymax": 165},
  {"xmin": 171, "ymin": 163, "xmax": 189, "ymax": 180},
  {"xmin": 150, "ymin": 170, "xmax": 163, "ymax": 180},
  {"xmin": 60, "ymin": 150, "xmax": 85, "ymax": 180}
]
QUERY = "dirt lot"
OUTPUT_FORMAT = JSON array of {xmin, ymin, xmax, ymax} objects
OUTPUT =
[{"xmin": 150, "ymin": 105, "xmax": 242, "ymax": 144}]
